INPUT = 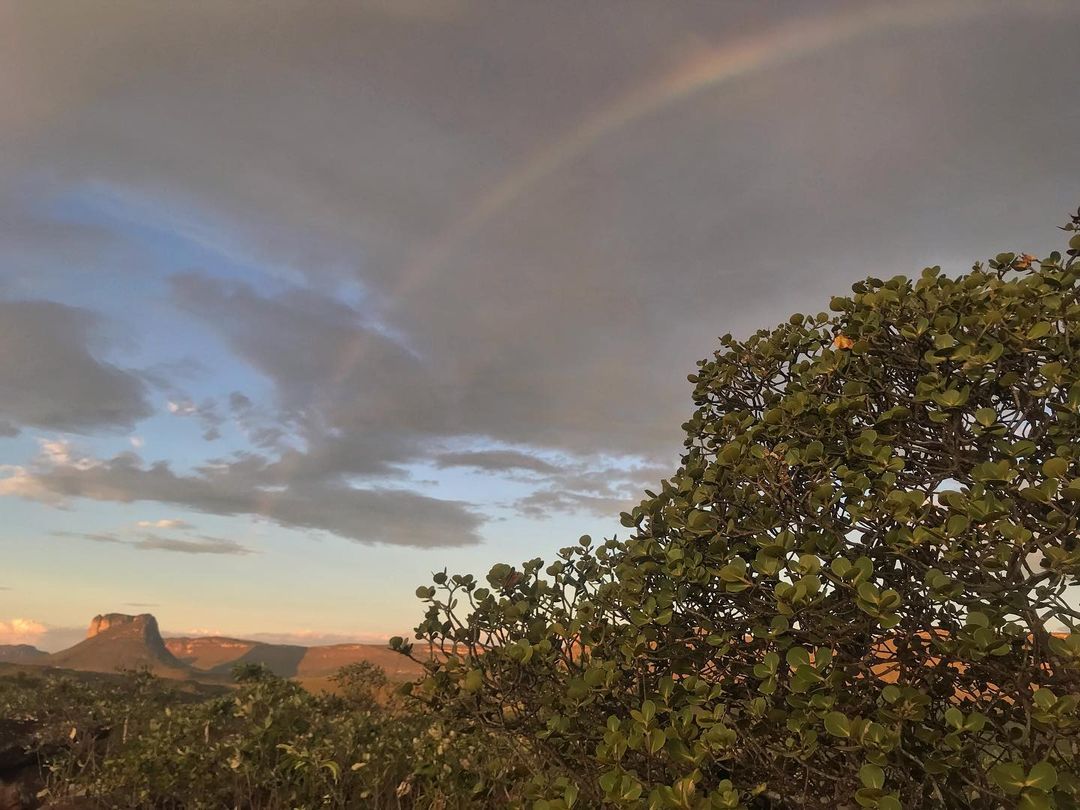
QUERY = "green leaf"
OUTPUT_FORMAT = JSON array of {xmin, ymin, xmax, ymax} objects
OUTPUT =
[
  {"xmin": 858, "ymin": 763, "xmax": 885, "ymax": 789},
  {"xmin": 786, "ymin": 647, "xmax": 811, "ymax": 669},
  {"xmin": 1027, "ymin": 761, "xmax": 1058, "ymax": 791},
  {"xmin": 1043, "ymin": 457, "xmax": 1070, "ymax": 478},
  {"xmin": 462, "ymin": 669, "xmax": 483, "ymax": 693},
  {"xmin": 1027, "ymin": 322, "xmax": 1053, "ymax": 340},
  {"xmin": 1018, "ymin": 790, "xmax": 1051, "ymax": 810},
  {"xmin": 824, "ymin": 711, "xmax": 851, "ymax": 738},
  {"xmin": 990, "ymin": 762, "xmax": 1026, "ymax": 795}
]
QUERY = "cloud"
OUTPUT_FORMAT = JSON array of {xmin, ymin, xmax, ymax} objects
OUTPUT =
[
  {"xmin": 435, "ymin": 450, "xmax": 559, "ymax": 475},
  {"xmin": 1, "ymin": 0, "xmax": 1078, "ymax": 557},
  {"xmin": 136, "ymin": 518, "xmax": 193, "ymax": 530},
  {"xmin": 133, "ymin": 533, "xmax": 252, "ymax": 555},
  {"xmin": 247, "ymin": 629, "xmax": 391, "ymax": 646},
  {"xmin": 124, "ymin": 602, "xmax": 159, "ymax": 608},
  {"xmin": 0, "ymin": 300, "xmax": 151, "ymax": 433},
  {"xmin": 0, "ymin": 586, "xmax": 12, "ymax": 591},
  {"xmin": 513, "ymin": 461, "xmax": 668, "ymax": 519},
  {"xmin": 13, "ymin": 445, "xmax": 482, "ymax": 547},
  {"xmin": 0, "ymin": 618, "xmax": 84, "ymax": 652},
  {"xmin": 166, "ymin": 397, "xmax": 224, "ymax": 441},
  {"xmin": 54, "ymin": 528, "xmax": 252, "ymax": 555},
  {"xmin": 0, "ymin": 617, "xmax": 47, "ymax": 644}
]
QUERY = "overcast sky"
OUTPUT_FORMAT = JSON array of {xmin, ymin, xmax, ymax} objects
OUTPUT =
[{"xmin": 2, "ymin": 0, "xmax": 1078, "ymax": 650}]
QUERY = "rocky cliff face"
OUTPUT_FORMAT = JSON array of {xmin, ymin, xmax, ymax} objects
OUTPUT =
[{"xmin": 86, "ymin": 613, "xmax": 160, "ymax": 640}]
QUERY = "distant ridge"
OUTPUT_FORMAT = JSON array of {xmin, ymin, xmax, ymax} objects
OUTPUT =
[
  {"xmin": 165, "ymin": 636, "xmax": 423, "ymax": 679},
  {"xmin": 21, "ymin": 613, "xmax": 423, "ymax": 685},
  {"xmin": 0, "ymin": 644, "xmax": 48, "ymax": 664},
  {"xmin": 47, "ymin": 613, "xmax": 195, "ymax": 679}
]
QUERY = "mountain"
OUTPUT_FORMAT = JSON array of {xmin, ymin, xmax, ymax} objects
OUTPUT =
[
  {"xmin": 0, "ymin": 644, "xmax": 47, "ymax": 664},
  {"xmin": 29, "ymin": 613, "xmax": 423, "ymax": 687},
  {"xmin": 165, "ymin": 636, "xmax": 423, "ymax": 680},
  {"xmin": 46, "ymin": 613, "xmax": 196, "ymax": 679}
]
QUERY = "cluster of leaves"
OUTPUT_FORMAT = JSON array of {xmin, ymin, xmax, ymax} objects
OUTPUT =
[
  {"xmin": 403, "ymin": 215, "xmax": 1080, "ymax": 808},
  {"xmin": 0, "ymin": 664, "xmax": 533, "ymax": 809}
]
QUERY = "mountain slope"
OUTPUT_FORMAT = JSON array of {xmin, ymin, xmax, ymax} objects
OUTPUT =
[
  {"xmin": 0, "ymin": 644, "xmax": 48, "ymax": 664},
  {"xmin": 47, "ymin": 613, "xmax": 195, "ymax": 679},
  {"xmin": 165, "ymin": 637, "xmax": 423, "ymax": 679}
]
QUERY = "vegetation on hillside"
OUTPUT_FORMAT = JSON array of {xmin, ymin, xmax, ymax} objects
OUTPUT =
[{"xmin": 3, "ymin": 212, "xmax": 1080, "ymax": 808}]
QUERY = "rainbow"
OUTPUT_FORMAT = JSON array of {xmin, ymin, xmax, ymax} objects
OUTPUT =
[{"xmin": 327, "ymin": 0, "xmax": 1069, "ymax": 389}]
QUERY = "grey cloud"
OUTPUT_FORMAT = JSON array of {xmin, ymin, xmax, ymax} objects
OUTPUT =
[
  {"xmin": 516, "ymin": 489, "xmax": 637, "ymax": 521},
  {"xmin": 0, "ymin": 300, "xmax": 151, "ymax": 433},
  {"xmin": 1, "ymin": 1, "xmax": 1078, "ymax": 544},
  {"xmin": 511, "ymin": 461, "xmax": 669, "ymax": 519},
  {"xmin": 170, "ymin": 273, "xmax": 447, "ymax": 430},
  {"xmin": 133, "ymin": 533, "xmax": 252, "ymax": 556},
  {"xmin": 124, "ymin": 602, "xmax": 159, "ymax": 607},
  {"xmin": 229, "ymin": 392, "xmax": 253, "ymax": 412},
  {"xmin": 55, "ymin": 528, "xmax": 252, "ymax": 555},
  {"xmin": 435, "ymin": 450, "xmax": 559, "ymax": 475},
  {"xmin": 18, "ymin": 450, "xmax": 481, "ymax": 548}
]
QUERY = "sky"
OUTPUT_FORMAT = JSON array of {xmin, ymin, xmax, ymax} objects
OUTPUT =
[{"xmin": 1, "ymin": 0, "xmax": 1079, "ymax": 651}]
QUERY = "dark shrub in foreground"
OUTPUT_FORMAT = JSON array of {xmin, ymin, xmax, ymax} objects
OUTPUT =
[{"xmin": 406, "ymin": 215, "xmax": 1080, "ymax": 808}]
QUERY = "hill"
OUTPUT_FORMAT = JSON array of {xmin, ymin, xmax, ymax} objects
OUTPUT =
[
  {"xmin": 165, "ymin": 636, "xmax": 423, "ymax": 680},
  {"xmin": 46, "ymin": 613, "xmax": 198, "ymax": 679},
  {"xmin": 19, "ymin": 613, "xmax": 423, "ymax": 688},
  {"xmin": 0, "ymin": 644, "xmax": 47, "ymax": 664}
]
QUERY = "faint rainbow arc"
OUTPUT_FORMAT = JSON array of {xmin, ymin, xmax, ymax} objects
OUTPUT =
[{"xmin": 327, "ymin": 0, "xmax": 1057, "ymax": 393}]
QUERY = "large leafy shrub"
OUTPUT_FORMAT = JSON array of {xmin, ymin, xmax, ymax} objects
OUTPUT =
[{"xmin": 404, "ymin": 213, "xmax": 1080, "ymax": 808}]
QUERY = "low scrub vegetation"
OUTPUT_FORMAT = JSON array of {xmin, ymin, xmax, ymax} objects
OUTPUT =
[
  {"xmin": 1, "ymin": 664, "xmax": 532, "ymax": 808},
  {"xmin": 4, "ymin": 212, "xmax": 1080, "ymax": 808}
]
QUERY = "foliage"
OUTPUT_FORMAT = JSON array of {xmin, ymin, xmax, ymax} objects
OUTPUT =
[
  {"xmin": 405, "ymin": 214, "xmax": 1080, "ymax": 808},
  {"xmin": 332, "ymin": 661, "xmax": 390, "ymax": 712},
  {"xmin": 0, "ymin": 664, "xmax": 530, "ymax": 809}
]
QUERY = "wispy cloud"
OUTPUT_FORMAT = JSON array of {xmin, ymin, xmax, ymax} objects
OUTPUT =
[
  {"xmin": 53, "ymin": 529, "xmax": 254, "ymax": 556},
  {"xmin": 136, "ymin": 518, "xmax": 193, "ymax": 530},
  {"xmin": 10, "ymin": 436, "xmax": 483, "ymax": 547},
  {"xmin": 435, "ymin": 450, "xmax": 559, "ymax": 475},
  {"xmin": 134, "ymin": 533, "xmax": 253, "ymax": 556}
]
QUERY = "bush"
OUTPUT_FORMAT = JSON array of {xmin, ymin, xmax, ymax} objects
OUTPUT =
[
  {"xmin": 407, "ymin": 213, "xmax": 1080, "ymax": 808},
  {"xmin": 2, "ymin": 664, "xmax": 532, "ymax": 809}
]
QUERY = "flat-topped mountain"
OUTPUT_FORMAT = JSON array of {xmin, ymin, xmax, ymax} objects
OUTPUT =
[
  {"xmin": 28, "ymin": 613, "xmax": 422, "ymax": 685},
  {"xmin": 47, "ymin": 613, "xmax": 194, "ymax": 679}
]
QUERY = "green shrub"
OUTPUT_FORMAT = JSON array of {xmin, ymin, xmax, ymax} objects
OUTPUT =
[
  {"xmin": 4, "ymin": 664, "xmax": 532, "ymax": 808},
  {"xmin": 407, "ymin": 213, "xmax": 1080, "ymax": 808}
]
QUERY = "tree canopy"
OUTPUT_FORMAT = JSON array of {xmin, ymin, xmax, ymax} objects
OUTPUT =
[{"xmin": 402, "ymin": 211, "xmax": 1080, "ymax": 809}]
